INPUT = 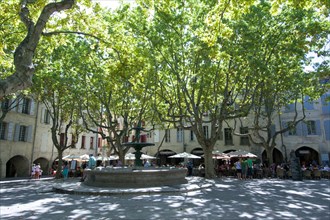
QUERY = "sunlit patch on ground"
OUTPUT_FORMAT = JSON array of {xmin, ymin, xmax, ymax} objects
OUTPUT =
[{"xmin": 0, "ymin": 178, "xmax": 329, "ymax": 219}]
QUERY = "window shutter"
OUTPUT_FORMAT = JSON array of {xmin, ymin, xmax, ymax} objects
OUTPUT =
[
  {"xmin": 41, "ymin": 108, "xmax": 45, "ymax": 123},
  {"xmin": 14, "ymin": 124, "xmax": 20, "ymax": 141},
  {"xmin": 324, "ymin": 120, "xmax": 330, "ymax": 141},
  {"xmin": 18, "ymin": 99, "xmax": 24, "ymax": 113},
  {"xmin": 315, "ymin": 120, "xmax": 321, "ymax": 136},
  {"xmin": 10, "ymin": 99, "xmax": 17, "ymax": 112},
  {"xmin": 154, "ymin": 130, "xmax": 160, "ymax": 142},
  {"xmin": 29, "ymin": 100, "xmax": 35, "ymax": 115},
  {"xmin": 27, "ymin": 125, "xmax": 33, "ymax": 142},
  {"xmin": 296, "ymin": 121, "xmax": 303, "ymax": 136},
  {"xmin": 7, "ymin": 122, "xmax": 14, "ymax": 141},
  {"xmin": 302, "ymin": 122, "xmax": 308, "ymax": 136}
]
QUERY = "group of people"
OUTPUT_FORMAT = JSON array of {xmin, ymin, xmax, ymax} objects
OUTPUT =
[
  {"xmin": 234, "ymin": 157, "xmax": 254, "ymax": 180},
  {"xmin": 31, "ymin": 163, "xmax": 42, "ymax": 179}
]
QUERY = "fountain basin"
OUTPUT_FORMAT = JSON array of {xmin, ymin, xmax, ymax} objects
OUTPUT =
[{"xmin": 83, "ymin": 167, "xmax": 188, "ymax": 188}]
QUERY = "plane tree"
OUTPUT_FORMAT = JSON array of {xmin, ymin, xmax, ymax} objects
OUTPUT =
[
  {"xmin": 128, "ymin": 0, "xmax": 262, "ymax": 178},
  {"xmin": 0, "ymin": 0, "xmax": 77, "ymax": 98},
  {"xmin": 76, "ymin": 7, "xmax": 156, "ymax": 165},
  {"xmin": 129, "ymin": 0, "xmax": 329, "ymax": 178},
  {"xmin": 230, "ymin": 2, "xmax": 329, "ymax": 165},
  {"xmin": 0, "ymin": 0, "xmax": 110, "ymax": 99},
  {"xmin": 31, "ymin": 35, "xmax": 90, "ymax": 179}
]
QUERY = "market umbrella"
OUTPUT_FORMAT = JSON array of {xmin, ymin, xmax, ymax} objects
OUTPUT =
[
  {"xmin": 125, "ymin": 152, "xmax": 136, "ymax": 160},
  {"xmin": 227, "ymin": 150, "xmax": 257, "ymax": 158},
  {"xmin": 62, "ymin": 155, "xmax": 81, "ymax": 161},
  {"xmin": 169, "ymin": 152, "xmax": 201, "ymax": 159},
  {"xmin": 79, "ymin": 154, "xmax": 90, "ymax": 161},
  {"xmin": 96, "ymin": 156, "xmax": 110, "ymax": 161},
  {"xmin": 141, "ymin": 154, "xmax": 156, "ymax": 160},
  {"xmin": 202, "ymin": 150, "xmax": 230, "ymax": 160},
  {"xmin": 213, "ymin": 153, "xmax": 231, "ymax": 160},
  {"xmin": 109, "ymin": 155, "xmax": 119, "ymax": 160},
  {"xmin": 209, "ymin": 150, "xmax": 231, "ymax": 159},
  {"xmin": 124, "ymin": 153, "xmax": 156, "ymax": 160}
]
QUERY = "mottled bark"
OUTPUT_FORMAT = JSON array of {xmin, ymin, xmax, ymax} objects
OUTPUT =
[{"xmin": 0, "ymin": 0, "xmax": 74, "ymax": 99}]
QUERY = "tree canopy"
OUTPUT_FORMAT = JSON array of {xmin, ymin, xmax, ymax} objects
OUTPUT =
[{"xmin": 0, "ymin": 0, "xmax": 328, "ymax": 179}]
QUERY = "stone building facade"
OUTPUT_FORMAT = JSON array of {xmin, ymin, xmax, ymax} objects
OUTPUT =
[
  {"xmin": 0, "ymin": 97, "xmax": 98, "ymax": 178},
  {"xmin": 1, "ymin": 90, "xmax": 329, "ymax": 178}
]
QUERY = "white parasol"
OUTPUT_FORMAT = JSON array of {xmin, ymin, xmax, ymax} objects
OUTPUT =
[
  {"xmin": 62, "ymin": 155, "xmax": 81, "ymax": 161},
  {"xmin": 169, "ymin": 152, "xmax": 201, "ymax": 159},
  {"xmin": 227, "ymin": 150, "xmax": 257, "ymax": 158}
]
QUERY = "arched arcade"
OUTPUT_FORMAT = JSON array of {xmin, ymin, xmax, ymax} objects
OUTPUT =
[
  {"xmin": 6, "ymin": 155, "xmax": 29, "ymax": 177},
  {"xmin": 295, "ymin": 146, "xmax": 320, "ymax": 166},
  {"xmin": 261, "ymin": 148, "xmax": 284, "ymax": 166}
]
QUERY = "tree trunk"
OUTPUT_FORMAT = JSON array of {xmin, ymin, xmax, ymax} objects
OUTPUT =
[
  {"xmin": 203, "ymin": 145, "xmax": 216, "ymax": 179},
  {"xmin": 0, "ymin": 0, "xmax": 75, "ymax": 99},
  {"xmin": 55, "ymin": 149, "xmax": 63, "ymax": 179},
  {"xmin": 265, "ymin": 147, "xmax": 274, "ymax": 165}
]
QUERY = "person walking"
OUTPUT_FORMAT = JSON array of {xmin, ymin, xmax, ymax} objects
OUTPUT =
[
  {"xmin": 62, "ymin": 161, "xmax": 69, "ymax": 180},
  {"xmin": 31, "ymin": 164, "xmax": 36, "ymax": 179},
  {"xmin": 88, "ymin": 154, "xmax": 96, "ymax": 169},
  {"xmin": 187, "ymin": 160, "xmax": 193, "ymax": 176},
  {"xmin": 35, "ymin": 163, "xmax": 41, "ymax": 179},
  {"xmin": 241, "ymin": 158, "xmax": 248, "ymax": 180},
  {"xmin": 246, "ymin": 157, "xmax": 253, "ymax": 179},
  {"xmin": 235, "ymin": 159, "xmax": 242, "ymax": 180}
]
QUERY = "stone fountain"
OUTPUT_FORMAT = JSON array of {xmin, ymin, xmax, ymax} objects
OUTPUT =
[{"xmin": 83, "ymin": 123, "xmax": 187, "ymax": 188}]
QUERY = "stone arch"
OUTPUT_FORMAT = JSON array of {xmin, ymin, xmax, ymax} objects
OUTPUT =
[
  {"xmin": 191, "ymin": 148, "xmax": 203, "ymax": 156},
  {"xmin": 155, "ymin": 149, "xmax": 176, "ymax": 166},
  {"xmin": 190, "ymin": 148, "xmax": 204, "ymax": 166},
  {"xmin": 261, "ymin": 148, "xmax": 284, "ymax": 166},
  {"xmin": 33, "ymin": 157, "xmax": 50, "ymax": 176},
  {"xmin": 295, "ymin": 146, "xmax": 319, "ymax": 166},
  {"xmin": 6, "ymin": 155, "xmax": 29, "ymax": 177}
]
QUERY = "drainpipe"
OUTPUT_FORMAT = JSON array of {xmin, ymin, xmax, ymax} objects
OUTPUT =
[{"xmin": 31, "ymin": 101, "xmax": 39, "ymax": 171}]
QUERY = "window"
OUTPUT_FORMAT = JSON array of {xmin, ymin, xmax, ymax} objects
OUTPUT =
[
  {"xmin": 98, "ymin": 137, "xmax": 102, "ymax": 148},
  {"xmin": 60, "ymin": 133, "xmax": 65, "ymax": 146},
  {"xmin": 224, "ymin": 128, "xmax": 233, "ymax": 145},
  {"xmin": 19, "ymin": 125, "xmax": 27, "ymax": 141},
  {"xmin": 81, "ymin": 135, "xmax": 86, "ymax": 149},
  {"xmin": 203, "ymin": 126, "xmax": 209, "ymax": 139},
  {"xmin": 1, "ymin": 99, "xmax": 9, "ymax": 111},
  {"xmin": 287, "ymin": 121, "xmax": 296, "ymax": 136},
  {"xmin": 307, "ymin": 120, "xmax": 316, "ymax": 135},
  {"xmin": 22, "ymin": 98, "xmax": 30, "ymax": 114},
  {"xmin": 190, "ymin": 130, "xmax": 194, "ymax": 141},
  {"xmin": 90, "ymin": 137, "xmax": 94, "ymax": 149},
  {"xmin": 71, "ymin": 134, "xmax": 76, "ymax": 148},
  {"xmin": 240, "ymin": 127, "xmax": 250, "ymax": 145},
  {"xmin": 44, "ymin": 109, "xmax": 51, "ymax": 124},
  {"xmin": 0, "ymin": 122, "xmax": 7, "ymax": 140},
  {"xmin": 177, "ymin": 128, "xmax": 183, "ymax": 142},
  {"xmin": 165, "ymin": 129, "xmax": 171, "ymax": 142}
]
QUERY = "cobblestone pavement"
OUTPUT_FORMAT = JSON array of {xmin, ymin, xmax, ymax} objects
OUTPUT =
[{"xmin": 0, "ymin": 177, "xmax": 329, "ymax": 220}]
